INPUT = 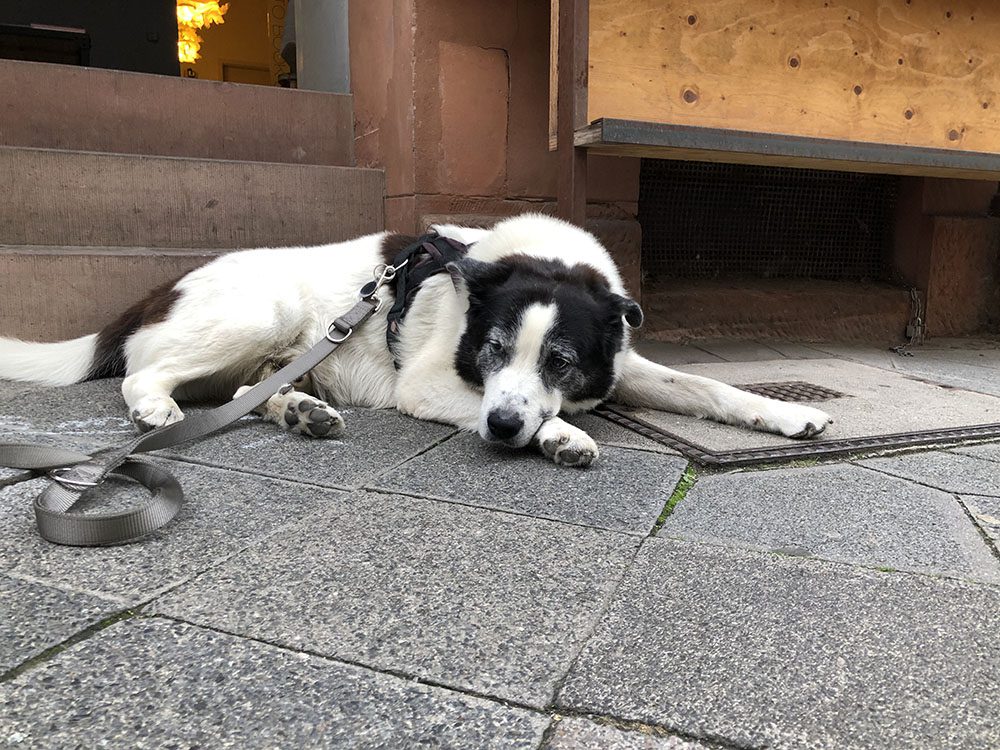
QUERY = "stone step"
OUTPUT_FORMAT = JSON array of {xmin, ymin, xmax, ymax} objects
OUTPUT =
[
  {"xmin": 641, "ymin": 278, "xmax": 911, "ymax": 344},
  {"xmin": 0, "ymin": 146, "xmax": 385, "ymax": 249},
  {"xmin": 0, "ymin": 246, "xmax": 224, "ymax": 341},
  {"xmin": 0, "ymin": 59, "xmax": 355, "ymax": 166}
]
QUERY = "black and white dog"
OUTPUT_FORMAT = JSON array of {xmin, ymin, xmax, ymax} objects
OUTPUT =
[{"xmin": 0, "ymin": 214, "xmax": 831, "ymax": 467}]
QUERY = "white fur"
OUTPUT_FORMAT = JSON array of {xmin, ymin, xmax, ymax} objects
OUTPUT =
[
  {"xmin": 0, "ymin": 214, "xmax": 832, "ymax": 465},
  {"xmin": 0, "ymin": 334, "xmax": 98, "ymax": 386},
  {"xmin": 479, "ymin": 303, "xmax": 562, "ymax": 447}
]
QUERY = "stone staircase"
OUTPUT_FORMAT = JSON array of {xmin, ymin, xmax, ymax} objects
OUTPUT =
[{"xmin": 0, "ymin": 59, "xmax": 385, "ymax": 342}]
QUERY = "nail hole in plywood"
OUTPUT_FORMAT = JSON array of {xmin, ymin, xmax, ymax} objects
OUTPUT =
[
  {"xmin": 687, "ymin": 14, "xmax": 697, "ymax": 25},
  {"xmin": 948, "ymin": 129, "xmax": 961, "ymax": 141},
  {"xmin": 904, "ymin": 109, "xmax": 914, "ymax": 119},
  {"xmin": 788, "ymin": 55, "xmax": 800, "ymax": 68},
  {"xmin": 853, "ymin": 84, "xmax": 863, "ymax": 95},
  {"xmin": 682, "ymin": 87, "xmax": 699, "ymax": 104}
]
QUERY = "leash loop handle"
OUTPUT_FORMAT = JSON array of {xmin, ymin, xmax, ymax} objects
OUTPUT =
[{"xmin": 0, "ymin": 291, "xmax": 382, "ymax": 547}]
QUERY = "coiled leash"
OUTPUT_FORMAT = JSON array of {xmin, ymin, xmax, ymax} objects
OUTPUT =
[{"xmin": 0, "ymin": 259, "xmax": 409, "ymax": 547}]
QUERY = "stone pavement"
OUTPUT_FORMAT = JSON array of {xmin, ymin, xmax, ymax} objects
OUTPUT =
[{"xmin": 2, "ymin": 341, "xmax": 1000, "ymax": 749}]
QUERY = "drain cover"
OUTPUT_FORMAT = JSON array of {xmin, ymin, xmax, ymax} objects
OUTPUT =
[{"xmin": 736, "ymin": 381, "xmax": 846, "ymax": 402}]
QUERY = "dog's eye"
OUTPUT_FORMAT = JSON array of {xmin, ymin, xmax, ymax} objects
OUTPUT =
[
  {"xmin": 487, "ymin": 340, "xmax": 504, "ymax": 354},
  {"xmin": 551, "ymin": 355, "xmax": 571, "ymax": 371}
]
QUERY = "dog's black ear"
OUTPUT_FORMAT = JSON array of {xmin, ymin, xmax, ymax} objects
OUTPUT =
[
  {"xmin": 446, "ymin": 258, "xmax": 512, "ymax": 300},
  {"xmin": 611, "ymin": 294, "xmax": 644, "ymax": 328}
]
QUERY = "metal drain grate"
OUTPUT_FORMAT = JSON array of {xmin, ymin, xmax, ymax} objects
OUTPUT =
[
  {"xmin": 595, "ymin": 405, "xmax": 1000, "ymax": 468},
  {"xmin": 736, "ymin": 381, "xmax": 847, "ymax": 402}
]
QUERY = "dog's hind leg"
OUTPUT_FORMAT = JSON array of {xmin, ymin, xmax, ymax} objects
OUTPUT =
[{"xmin": 613, "ymin": 350, "xmax": 833, "ymax": 438}]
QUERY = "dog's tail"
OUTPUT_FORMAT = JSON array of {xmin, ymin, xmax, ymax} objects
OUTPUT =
[{"xmin": 0, "ymin": 333, "xmax": 101, "ymax": 386}]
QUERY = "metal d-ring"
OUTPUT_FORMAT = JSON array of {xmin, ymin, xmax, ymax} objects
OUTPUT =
[{"xmin": 325, "ymin": 324, "xmax": 353, "ymax": 343}]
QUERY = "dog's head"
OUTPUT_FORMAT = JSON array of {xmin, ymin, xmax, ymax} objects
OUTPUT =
[{"xmin": 450, "ymin": 255, "xmax": 642, "ymax": 447}]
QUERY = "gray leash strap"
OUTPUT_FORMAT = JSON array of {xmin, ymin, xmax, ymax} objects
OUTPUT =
[{"xmin": 0, "ymin": 296, "xmax": 380, "ymax": 547}]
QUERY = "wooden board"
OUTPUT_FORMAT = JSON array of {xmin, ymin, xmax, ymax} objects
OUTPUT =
[
  {"xmin": 587, "ymin": 0, "xmax": 1000, "ymax": 154},
  {"xmin": 577, "ymin": 119, "xmax": 1000, "ymax": 179}
]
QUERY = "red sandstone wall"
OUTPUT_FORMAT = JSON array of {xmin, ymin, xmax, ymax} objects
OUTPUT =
[{"xmin": 349, "ymin": 0, "xmax": 642, "ymax": 296}]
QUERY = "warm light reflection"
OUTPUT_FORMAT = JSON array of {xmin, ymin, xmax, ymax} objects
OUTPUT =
[{"xmin": 176, "ymin": 1, "xmax": 229, "ymax": 63}]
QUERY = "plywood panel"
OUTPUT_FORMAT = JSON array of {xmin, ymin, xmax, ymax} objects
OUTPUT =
[{"xmin": 588, "ymin": 0, "xmax": 1000, "ymax": 153}]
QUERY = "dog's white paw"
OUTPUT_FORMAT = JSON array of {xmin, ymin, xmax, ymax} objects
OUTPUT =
[
  {"xmin": 236, "ymin": 385, "xmax": 345, "ymax": 439},
  {"xmin": 535, "ymin": 418, "xmax": 599, "ymax": 468},
  {"xmin": 130, "ymin": 395, "xmax": 184, "ymax": 432},
  {"xmin": 755, "ymin": 401, "xmax": 833, "ymax": 439}
]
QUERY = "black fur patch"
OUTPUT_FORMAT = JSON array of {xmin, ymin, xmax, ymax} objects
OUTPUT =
[
  {"xmin": 454, "ymin": 255, "xmax": 637, "ymax": 402},
  {"xmin": 379, "ymin": 232, "xmax": 420, "ymax": 266},
  {"xmin": 87, "ymin": 278, "xmax": 183, "ymax": 380}
]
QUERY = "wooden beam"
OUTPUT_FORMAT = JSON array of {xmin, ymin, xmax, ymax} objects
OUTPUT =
[
  {"xmin": 556, "ymin": 0, "xmax": 589, "ymax": 225},
  {"xmin": 576, "ymin": 119, "xmax": 1000, "ymax": 180}
]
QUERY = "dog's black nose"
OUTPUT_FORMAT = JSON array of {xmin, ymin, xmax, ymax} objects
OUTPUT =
[{"xmin": 487, "ymin": 410, "xmax": 524, "ymax": 441}]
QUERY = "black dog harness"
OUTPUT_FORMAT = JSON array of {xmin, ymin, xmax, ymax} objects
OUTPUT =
[{"xmin": 382, "ymin": 232, "xmax": 470, "ymax": 366}]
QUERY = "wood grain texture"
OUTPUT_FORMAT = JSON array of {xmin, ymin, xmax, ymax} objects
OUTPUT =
[{"xmin": 589, "ymin": 0, "xmax": 1000, "ymax": 153}]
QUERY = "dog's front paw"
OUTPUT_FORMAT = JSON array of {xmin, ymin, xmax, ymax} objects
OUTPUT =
[
  {"xmin": 756, "ymin": 402, "xmax": 833, "ymax": 439},
  {"xmin": 130, "ymin": 395, "xmax": 184, "ymax": 432},
  {"xmin": 535, "ymin": 418, "xmax": 599, "ymax": 468}
]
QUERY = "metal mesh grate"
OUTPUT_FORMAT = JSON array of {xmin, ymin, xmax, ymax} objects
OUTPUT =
[
  {"xmin": 736, "ymin": 381, "xmax": 847, "ymax": 402},
  {"xmin": 639, "ymin": 159, "xmax": 900, "ymax": 280}
]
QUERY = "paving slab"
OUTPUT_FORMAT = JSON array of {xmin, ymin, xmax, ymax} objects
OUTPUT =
[
  {"xmin": 0, "ymin": 461, "xmax": 329, "ymax": 603},
  {"xmin": 165, "ymin": 406, "xmax": 456, "ymax": 489},
  {"xmin": 809, "ymin": 343, "xmax": 1000, "ymax": 398},
  {"xmin": 951, "ymin": 440, "xmax": 1000, "ymax": 466},
  {"xmin": 0, "ymin": 618, "xmax": 547, "ymax": 749},
  {"xmin": 557, "ymin": 538, "xmax": 1000, "ymax": 750},
  {"xmin": 960, "ymin": 496, "xmax": 1000, "ymax": 551},
  {"xmin": 546, "ymin": 717, "xmax": 708, "ymax": 749},
  {"xmin": 633, "ymin": 340, "xmax": 724, "ymax": 366},
  {"xmin": 617, "ymin": 359, "xmax": 1000, "ymax": 452},
  {"xmin": 858, "ymin": 450, "xmax": 1000, "ymax": 497},
  {"xmin": 0, "ymin": 574, "xmax": 119, "ymax": 673},
  {"xmin": 0, "ymin": 378, "xmax": 133, "ymax": 438},
  {"xmin": 690, "ymin": 340, "xmax": 785, "ymax": 362},
  {"xmin": 661, "ymin": 463, "xmax": 1000, "ymax": 581},
  {"xmin": 565, "ymin": 412, "xmax": 681, "ymax": 456},
  {"xmin": 153, "ymin": 490, "xmax": 640, "ymax": 707},
  {"xmin": 372, "ymin": 433, "xmax": 686, "ymax": 533}
]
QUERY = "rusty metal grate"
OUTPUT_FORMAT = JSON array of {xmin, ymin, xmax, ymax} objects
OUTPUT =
[
  {"xmin": 638, "ymin": 159, "xmax": 899, "ymax": 280},
  {"xmin": 736, "ymin": 381, "xmax": 847, "ymax": 402},
  {"xmin": 595, "ymin": 405, "xmax": 1000, "ymax": 468}
]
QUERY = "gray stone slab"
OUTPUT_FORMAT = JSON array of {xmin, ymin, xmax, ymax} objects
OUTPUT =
[
  {"xmin": 623, "ymin": 358, "xmax": 1000, "ymax": 452},
  {"xmin": 558, "ymin": 538, "xmax": 1000, "ymax": 750},
  {"xmin": 566, "ymin": 412, "xmax": 681, "ymax": 456},
  {"xmin": 0, "ymin": 378, "xmax": 134, "ymax": 437},
  {"xmin": 960, "ymin": 495, "xmax": 1000, "ymax": 550},
  {"xmin": 546, "ymin": 718, "xmax": 707, "ymax": 749},
  {"xmin": 0, "ymin": 575, "xmax": 118, "ymax": 673},
  {"xmin": 661, "ymin": 463, "xmax": 1000, "ymax": 581},
  {"xmin": 761, "ymin": 341, "xmax": 830, "ymax": 359},
  {"xmin": 690, "ymin": 340, "xmax": 786, "ymax": 362},
  {"xmin": 809, "ymin": 343, "xmax": 1000, "ymax": 398},
  {"xmin": 0, "ymin": 618, "xmax": 547, "ymax": 749},
  {"xmin": 951, "ymin": 440, "xmax": 1000, "ymax": 465},
  {"xmin": 166, "ymin": 406, "xmax": 456, "ymax": 489},
  {"xmin": 0, "ymin": 466, "xmax": 29, "ymax": 487},
  {"xmin": 0, "ymin": 461, "xmax": 328, "ymax": 603},
  {"xmin": 373, "ymin": 433, "xmax": 686, "ymax": 533},
  {"xmin": 633, "ymin": 340, "xmax": 724, "ymax": 366},
  {"xmin": 859, "ymin": 450, "xmax": 1000, "ymax": 497},
  {"xmin": 153, "ymin": 490, "xmax": 640, "ymax": 707}
]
